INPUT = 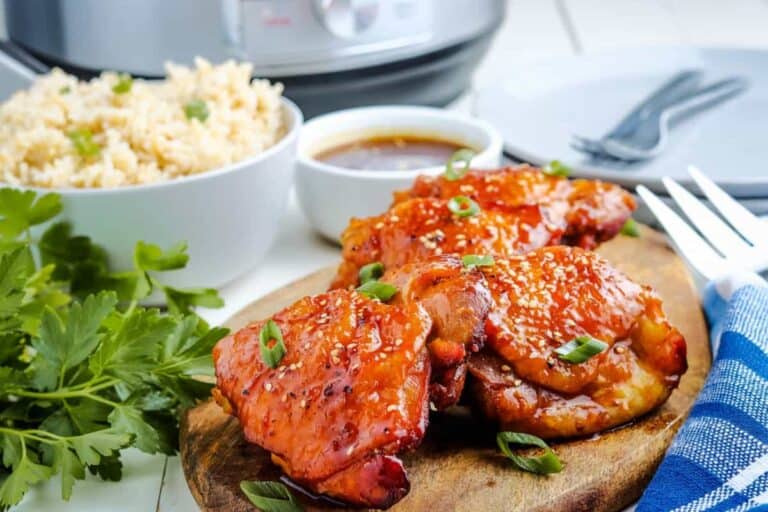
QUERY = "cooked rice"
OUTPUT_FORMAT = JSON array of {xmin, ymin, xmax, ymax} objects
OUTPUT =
[{"xmin": 0, "ymin": 58, "xmax": 285, "ymax": 188}]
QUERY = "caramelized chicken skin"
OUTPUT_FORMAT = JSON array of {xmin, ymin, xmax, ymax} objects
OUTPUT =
[
  {"xmin": 384, "ymin": 257, "xmax": 493, "ymax": 410},
  {"xmin": 331, "ymin": 196, "xmax": 563, "ymax": 289},
  {"xmin": 467, "ymin": 247, "xmax": 687, "ymax": 439},
  {"xmin": 393, "ymin": 165, "xmax": 636, "ymax": 249},
  {"xmin": 213, "ymin": 290, "xmax": 433, "ymax": 509}
]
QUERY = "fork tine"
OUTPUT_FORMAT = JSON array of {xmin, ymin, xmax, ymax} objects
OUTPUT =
[
  {"xmin": 688, "ymin": 166, "xmax": 768, "ymax": 247},
  {"xmin": 636, "ymin": 185, "xmax": 727, "ymax": 280},
  {"xmin": 662, "ymin": 177, "xmax": 754, "ymax": 259}
]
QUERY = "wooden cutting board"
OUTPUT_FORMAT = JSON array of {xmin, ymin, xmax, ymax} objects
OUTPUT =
[{"xmin": 180, "ymin": 227, "xmax": 710, "ymax": 512}]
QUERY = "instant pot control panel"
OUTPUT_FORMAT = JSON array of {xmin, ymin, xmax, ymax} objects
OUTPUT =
[{"xmin": 4, "ymin": 0, "xmax": 502, "ymax": 77}]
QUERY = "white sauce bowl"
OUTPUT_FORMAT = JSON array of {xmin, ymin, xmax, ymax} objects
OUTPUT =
[
  {"xmin": 296, "ymin": 106, "xmax": 503, "ymax": 242},
  {"xmin": 28, "ymin": 98, "xmax": 303, "ymax": 289}
]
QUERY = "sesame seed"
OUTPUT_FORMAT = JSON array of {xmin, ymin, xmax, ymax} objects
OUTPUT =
[
  {"xmin": 375, "ymin": 222, "xmax": 385, "ymax": 229},
  {"xmin": 394, "ymin": 338, "xmax": 403, "ymax": 346},
  {"xmin": 615, "ymin": 346, "xmax": 626, "ymax": 354},
  {"xmin": 500, "ymin": 364, "xmax": 512, "ymax": 372},
  {"xmin": 300, "ymin": 399, "xmax": 307, "ymax": 408},
  {"xmin": 264, "ymin": 382, "xmax": 273, "ymax": 391},
  {"xmin": 387, "ymin": 405, "xmax": 398, "ymax": 412},
  {"xmin": 331, "ymin": 356, "xmax": 341, "ymax": 365},
  {"xmin": 346, "ymin": 446, "xmax": 355, "ymax": 456},
  {"xmin": 429, "ymin": 401, "xmax": 437, "ymax": 411}
]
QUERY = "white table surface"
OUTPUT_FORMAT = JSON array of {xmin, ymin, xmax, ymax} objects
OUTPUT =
[{"xmin": 12, "ymin": 0, "xmax": 768, "ymax": 510}]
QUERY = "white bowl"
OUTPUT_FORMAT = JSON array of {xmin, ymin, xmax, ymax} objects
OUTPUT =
[
  {"xmin": 30, "ymin": 98, "xmax": 302, "ymax": 289},
  {"xmin": 295, "ymin": 106, "xmax": 503, "ymax": 242}
]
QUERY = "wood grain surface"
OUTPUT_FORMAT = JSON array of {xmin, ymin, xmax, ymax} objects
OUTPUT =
[{"xmin": 181, "ymin": 227, "xmax": 710, "ymax": 512}]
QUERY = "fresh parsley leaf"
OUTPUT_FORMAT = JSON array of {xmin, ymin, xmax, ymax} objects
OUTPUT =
[
  {"xmin": 158, "ymin": 317, "xmax": 228, "ymax": 377},
  {"xmin": 134, "ymin": 241, "xmax": 189, "ymax": 272},
  {"xmin": 64, "ymin": 400, "xmax": 113, "ymax": 434},
  {"xmin": 89, "ymin": 308, "xmax": 175, "ymax": 384},
  {"xmin": 0, "ymin": 452, "xmax": 53, "ymax": 506},
  {"xmin": 52, "ymin": 444, "xmax": 84, "ymax": 500},
  {"xmin": 0, "ymin": 434, "xmax": 22, "ymax": 469},
  {"xmin": 88, "ymin": 453, "xmax": 122, "ymax": 482},
  {"xmin": 0, "ymin": 247, "xmax": 35, "ymax": 318},
  {"xmin": 0, "ymin": 186, "xmax": 227, "ymax": 506},
  {"xmin": 108, "ymin": 405, "xmax": 161, "ymax": 455},
  {"xmin": 0, "ymin": 189, "xmax": 62, "ymax": 240},
  {"xmin": 31, "ymin": 293, "xmax": 117, "ymax": 389},
  {"xmin": 163, "ymin": 286, "xmax": 224, "ymax": 316},
  {"xmin": 68, "ymin": 430, "xmax": 131, "ymax": 466}
]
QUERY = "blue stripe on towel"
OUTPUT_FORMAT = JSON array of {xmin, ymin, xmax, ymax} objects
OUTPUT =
[{"xmin": 637, "ymin": 284, "xmax": 768, "ymax": 511}]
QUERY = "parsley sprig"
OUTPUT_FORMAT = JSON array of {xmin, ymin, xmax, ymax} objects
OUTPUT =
[{"xmin": 0, "ymin": 188, "xmax": 227, "ymax": 507}]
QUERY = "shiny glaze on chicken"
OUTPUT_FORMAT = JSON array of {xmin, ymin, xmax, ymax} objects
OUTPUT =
[
  {"xmin": 468, "ymin": 247, "xmax": 687, "ymax": 438},
  {"xmin": 331, "ymin": 196, "xmax": 562, "ymax": 289},
  {"xmin": 213, "ymin": 290, "xmax": 433, "ymax": 509},
  {"xmin": 384, "ymin": 257, "xmax": 493, "ymax": 410},
  {"xmin": 393, "ymin": 165, "xmax": 636, "ymax": 249},
  {"xmin": 213, "ymin": 248, "xmax": 687, "ymax": 508}
]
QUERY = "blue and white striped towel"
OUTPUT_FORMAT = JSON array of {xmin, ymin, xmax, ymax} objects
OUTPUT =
[{"xmin": 637, "ymin": 273, "xmax": 768, "ymax": 512}]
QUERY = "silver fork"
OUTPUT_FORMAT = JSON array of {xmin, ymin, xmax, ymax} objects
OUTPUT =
[
  {"xmin": 573, "ymin": 77, "xmax": 748, "ymax": 162},
  {"xmin": 636, "ymin": 166, "xmax": 768, "ymax": 287}
]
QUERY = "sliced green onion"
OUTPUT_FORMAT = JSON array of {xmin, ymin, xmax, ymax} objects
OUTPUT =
[
  {"xmin": 462, "ymin": 254, "xmax": 494, "ymax": 269},
  {"xmin": 240, "ymin": 480, "xmax": 303, "ymax": 512},
  {"xmin": 496, "ymin": 431, "xmax": 563, "ymax": 474},
  {"xmin": 620, "ymin": 218, "xmax": 640, "ymax": 237},
  {"xmin": 555, "ymin": 335, "xmax": 608, "ymax": 364},
  {"xmin": 67, "ymin": 129, "xmax": 101, "ymax": 158},
  {"xmin": 542, "ymin": 160, "xmax": 571, "ymax": 177},
  {"xmin": 356, "ymin": 280, "xmax": 398, "ymax": 302},
  {"xmin": 443, "ymin": 148, "xmax": 475, "ymax": 181},
  {"xmin": 112, "ymin": 73, "xmax": 133, "ymax": 94},
  {"xmin": 259, "ymin": 319, "xmax": 286, "ymax": 369},
  {"xmin": 359, "ymin": 262, "xmax": 385, "ymax": 285},
  {"xmin": 447, "ymin": 195, "xmax": 480, "ymax": 217},
  {"xmin": 184, "ymin": 99, "xmax": 209, "ymax": 122},
  {"xmin": 59, "ymin": 86, "xmax": 71, "ymax": 94}
]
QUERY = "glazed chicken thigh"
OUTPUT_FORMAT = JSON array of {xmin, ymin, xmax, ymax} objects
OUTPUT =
[
  {"xmin": 213, "ymin": 290, "xmax": 433, "ymax": 509},
  {"xmin": 467, "ymin": 247, "xmax": 687, "ymax": 439},
  {"xmin": 393, "ymin": 165, "xmax": 636, "ymax": 249},
  {"xmin": 213, "ymin": 248, "xmax": 687, "ymax": 508},
  {"xmin": 384, "ymin": 257, "xmax": 493, "ymax": 410},
  {"xmin": 333, "ymin": 167, "xmax": 636, "ymax": 290},
  {"xmin": 331, "ymin": 196, "xmax": 563, "ymax": 289}
]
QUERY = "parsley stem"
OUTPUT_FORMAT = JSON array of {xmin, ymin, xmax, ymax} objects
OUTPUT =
[
  {"xmin": 7, "ymin": 377, "xmax": 120, "ymax": 400},
  {"xmin": 82, "ymin": 393, "xmax": 121, "ymax": 408},
  {"xmin": 0, "ymin": 427, "xmax": 56, "ymax": 445}
]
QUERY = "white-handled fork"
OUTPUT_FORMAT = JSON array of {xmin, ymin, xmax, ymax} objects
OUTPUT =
[{"xmin": 636, "ymin": 166, "xmax": 768, "ymax": 295}]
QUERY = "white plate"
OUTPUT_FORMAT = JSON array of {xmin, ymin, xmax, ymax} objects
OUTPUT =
[{"xmin": 475, "ymin": 47, "xmax": 768, "ymax": 198}]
